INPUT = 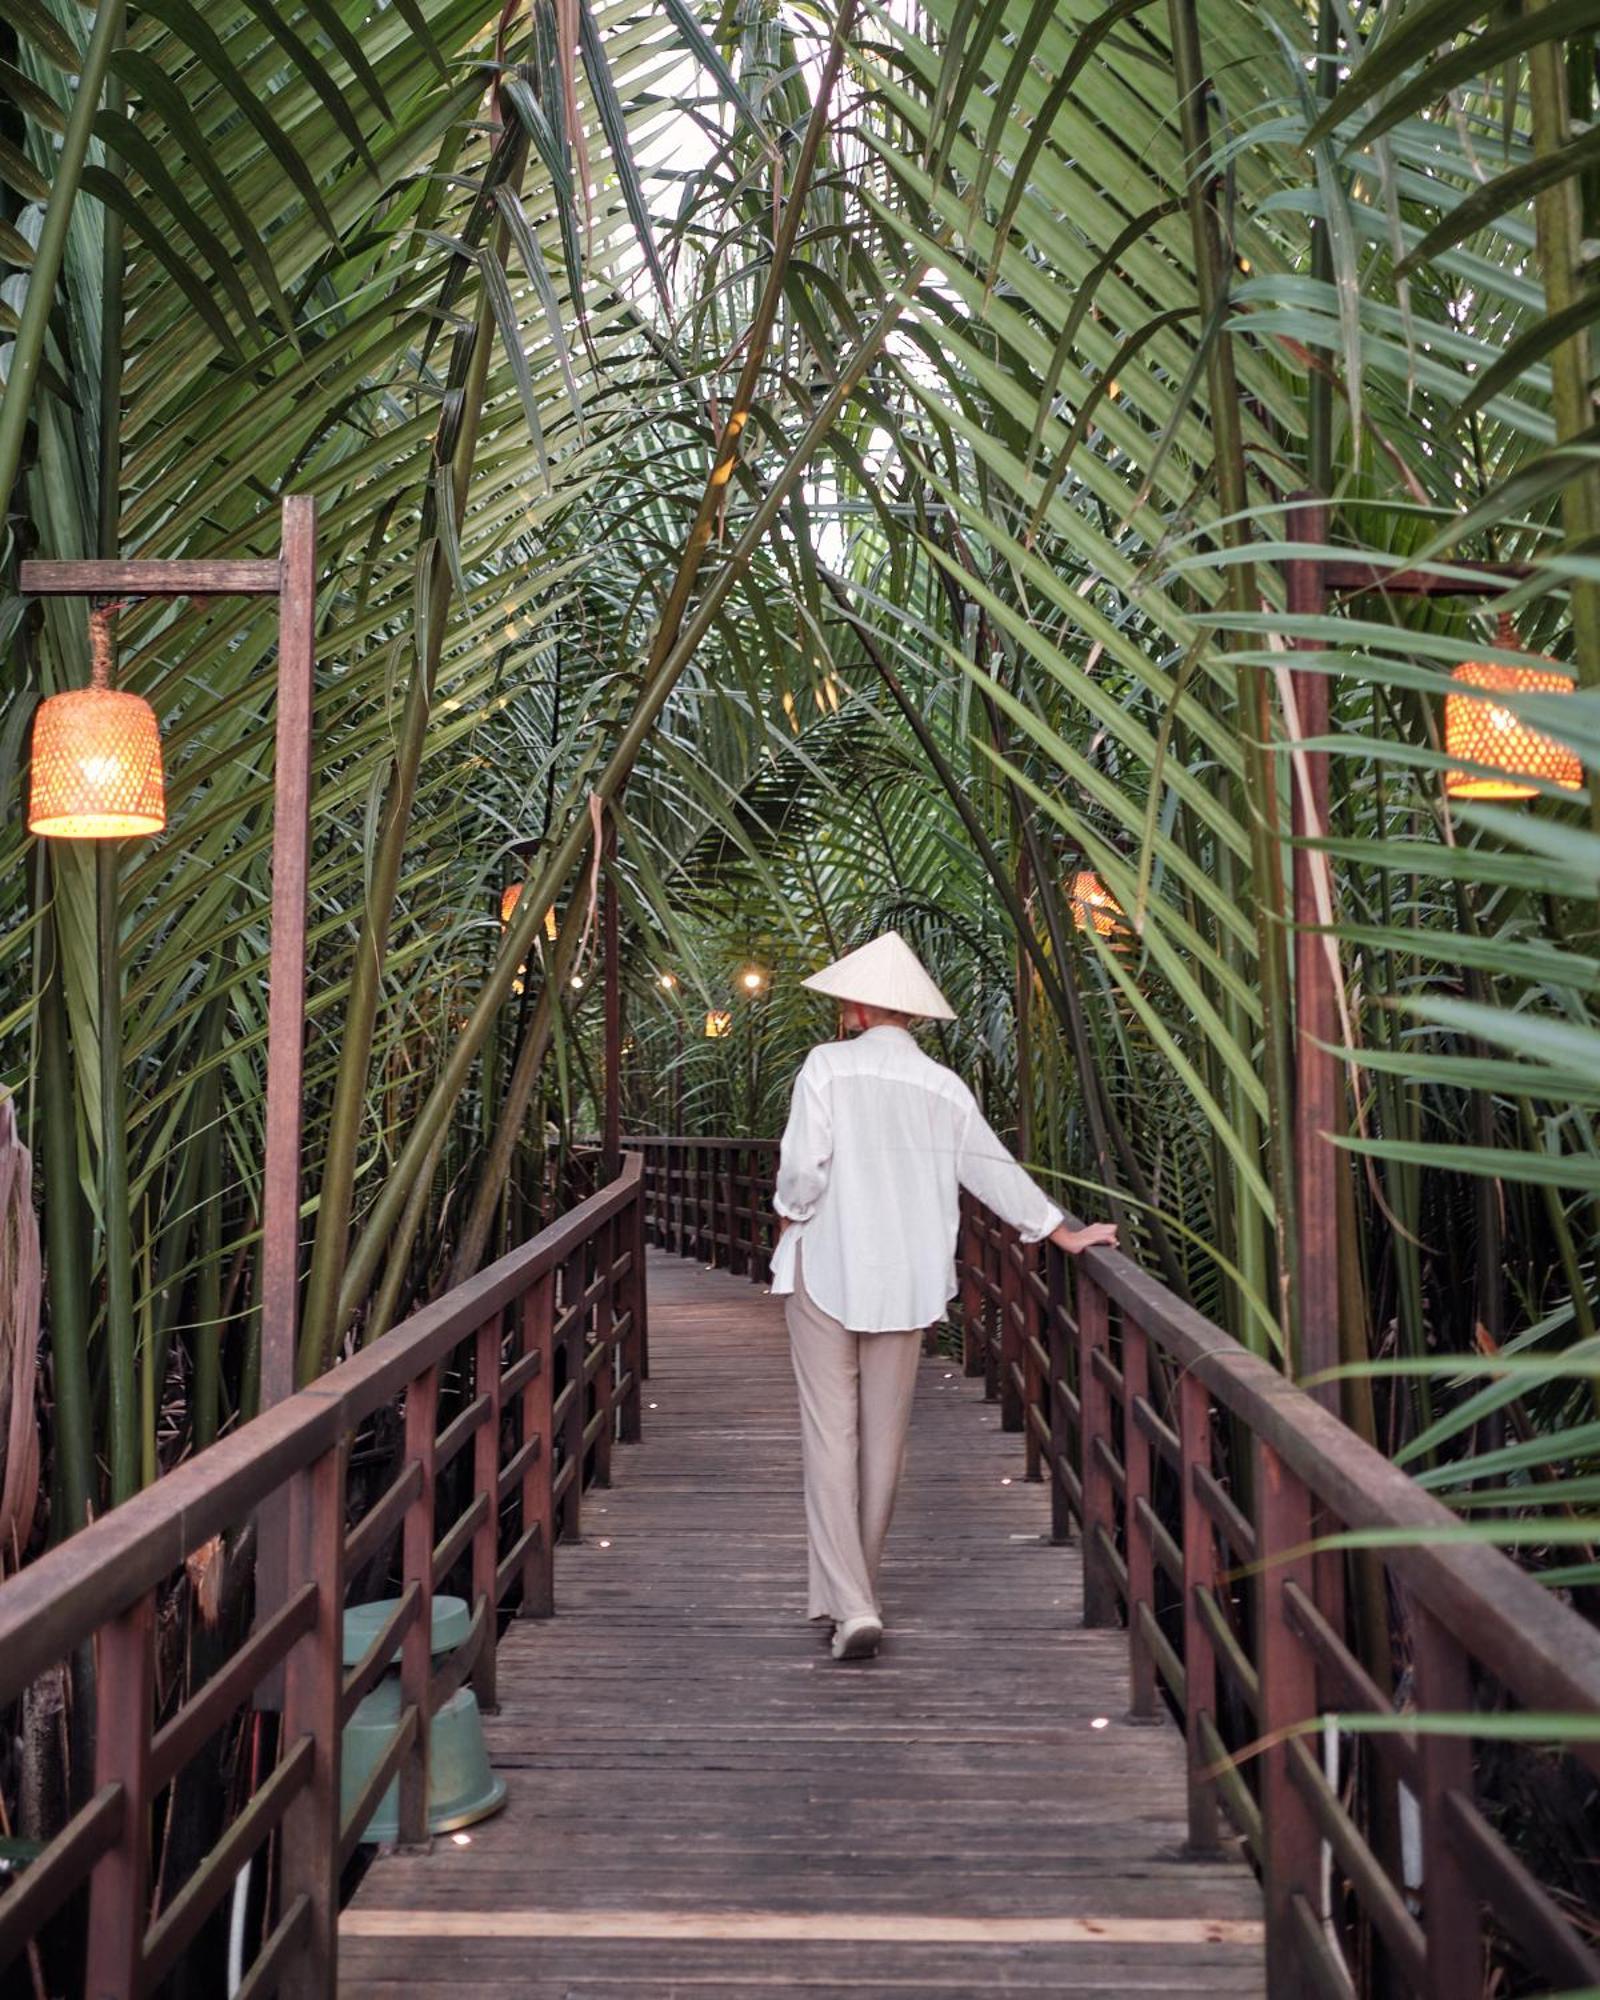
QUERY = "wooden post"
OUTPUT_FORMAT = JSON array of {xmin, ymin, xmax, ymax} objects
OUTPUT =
[
  {"xmin": 602, "ymin": 822, "xmax": 621, "ymax": 1181},
  {"xmin": 958, "ymin": 1204, "xmax": 984, "ymax": 1378},
  {"xmin": 1178, "ymin": 1369, "xmax": 1221, "ymax": 1854},
  {"xmin": 85, "ymin": 1593, "xmax": 155, "ymax": 2000},
  {"xmin": 398, "ymin": 1364, "xmax": 438, "ymax": 1846},
  {"xmin": 1045, "ymin": 1244, "xmax": 1074, "ymax": 1544},
  {"xmin": 1286, "ymin": 494, "xmax": 1339, "ymax": 1408},
  {"xmin": 1412, "ymin": 1604, "xmax": 1482, "ymax": 1998},
  {"xmin": 278, "ymin": 1442, "xmax": 345, "ymax": 1999},
  {"xmin": 561, "ymin": 1249, "xmax": 585, "ymax": 1541},
  {"xmin": 620, "ymin": 1190, "xmax": 645, "ymax": 1438},
  {"xmin": 594, "ymin": 1217, "xmax": 615, "ymax": 1488},
  {"xmin": 1253, "ymin": 1437, "xmax": 1320, "ymax": 1995},
  {"xmin": 472, "ymin": 1312, "xmax": 503, "ymax": 1711},
  {"xmin": 262, "ymin": 493, "xmax": 317, "ymax": 1409},
  {"xmin": 1077, "ymin": 1274, "xmax": 1118, "ymax": 1628},
  {"xmin": 520, "ymin": 1271, "xmax": 556, "ymax": 1616},
  {"xmin": 1122, "ymin": 1315, "xmax": 1157, "ymax": 1719}
]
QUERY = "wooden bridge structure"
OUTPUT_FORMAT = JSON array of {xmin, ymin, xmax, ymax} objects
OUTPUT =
[{"xmin": 2, "ymin": 1141, "xmax": 1599, "ymax": 1997}]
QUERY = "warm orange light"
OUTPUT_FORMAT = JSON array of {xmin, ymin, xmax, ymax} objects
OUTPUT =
[
  {"xmin": 1444, "ymin": 619, "xmax": 1582, "ymax": 800},
  {"xmin": 659, "ymin": 971, "xmax": 678, "ymax": 990},
  {"xmin": 29, "ymin": 684, "xmax": 166, "ymax": 839},
  {"xmin": 705, "ymin": 1009, "xmax": 732, "ymax": 1039},
  {"xmin": 1070, "ymin": 870, "xmax": 1123, "ymax": 939},
  {"xmin": 740, "ymin": 966, "xmax": 766, "ymax": 994},
  {"xmin": 499, "ymin": 881, "xmax": 559, "ymax": 939}
]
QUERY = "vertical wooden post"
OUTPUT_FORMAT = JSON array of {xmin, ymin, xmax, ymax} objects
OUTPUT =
[
  {"xmin": 959, "ymin": 1204, "xmax": 984, "ymax": 1378},
  {"xmin": 561, "ymin": 1249, "xmax": 585, "ymax": 1541},
  {"xmin": 593, "ymin": 1217, "xmax": 615, "ymax": 1488},
  {"xmin": 1287, "ymin": 495, "xmax": 1339, "ymax": 1408},
  {"xmin": 262, "ymin": 492, "xmax": 317, "ymax": 1408},
  {"xmin": 278, "ymin": 1442, "xmax": 346, "ymax": 1999},
  {"xmin": 1179, "ymin": 1369, "xmax": 1221, "ymax": 1854},
  {"xmin": 1412, "ymin": 1605, "xmax": 1482, "ymax": 1998},
  {"xmin": 620, "ymin": 1190, "xmax": 645, "ymax": 1438},
  {"xmin": 1253, "ymin": 1437, "xmax": 1320, "ymax": 1996},
  {"xmin": 602, "ymin": 821, "xmax": 621, "ymax": 1181},
  {"xmin": 1022, "ymin": 1246, "xmax": 1043, "ymax": 1480},
  {"xmin": 398, "ymin": 1364, "xmax": 438, "ymax": 1845},
  {"xmin": 85, "ymin": 1592, "xmax": 155, "ymax": 2000},
  {"xmin": 1045, "ymin": 1244, "xmax": 1074, "ymax": 1544},
  {"xmin": 520, "ymin": 1272, "xmax": 556, "ymax": 1617},
  {"xmin": 472, "ymin": 1312, "xmax": 504, "ymax": 1711},
  {"xmin": 634, "ymin": 1178, "xmax": 651, "ymax": 1386},
  {"xmin": 1122, "ymin": 1316, "xmax": 1157, "ymax": 1719},
  {"xmin": 1077, "ymin": 1274, "xmax": 1118, "ymax": 1628}
]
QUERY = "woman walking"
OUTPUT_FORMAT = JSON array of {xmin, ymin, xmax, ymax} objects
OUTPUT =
[{"xmin": 769, "ymin": 932, "xmax": 1118, "ymax": 1661}]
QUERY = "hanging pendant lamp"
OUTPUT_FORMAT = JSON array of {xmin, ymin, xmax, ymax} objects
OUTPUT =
[
  {"xmin": 28, "ymin": 603, "xmax": 165, "ymax": 839},
  {"xmin": 1444, "ymin": 614, "xmax": 1582, "ymax": 801},
  {"xmin": 499, "ymin": 880, "xmax": 558, "ymax": 939},
  {"xmin": 1070, "ymin": 870, "xmax": 1123, "ymax": 939}
]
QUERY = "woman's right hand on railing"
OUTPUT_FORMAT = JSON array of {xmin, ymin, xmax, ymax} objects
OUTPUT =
[{"xmin": 1050, "ymin": 1220, "xmax": 1118, "ymax": 1256}]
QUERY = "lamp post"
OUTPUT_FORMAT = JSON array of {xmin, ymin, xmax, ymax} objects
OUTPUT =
[
  {"xmin": 1281, "ymin": 502, "xmax": 1549, "ymax": 1405},
  {"xmin": 22, "ymin": 495, "xmax": 317, "ymax": 1424}
]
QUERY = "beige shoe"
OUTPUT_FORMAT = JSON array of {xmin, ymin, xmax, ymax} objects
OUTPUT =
[{"xmin": 831, "ymin": 1613, "xmax": 883, "ymax": 1661}]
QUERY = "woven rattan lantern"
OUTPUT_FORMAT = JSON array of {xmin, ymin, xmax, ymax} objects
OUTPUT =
[
  {"xmin": 499, "ymin": 882, "xmax": 558, "ymax": 939},
  {"xmin": 1070, "ymin": 870, "xmax": 1123, "ymax": 939},
  {"xmin": 704, "ymin": 1009, "xmax": 732, "ymax": 1039},
  {"xmin": 28, "ymin": 607, "xmax": 165, "ymax": 839},
  {"xmin": 1445, "ymin": 616, "xmax": 1583, "ymax": 801}
]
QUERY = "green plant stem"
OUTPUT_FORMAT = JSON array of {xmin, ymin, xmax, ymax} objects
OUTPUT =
[
  {"xmin": 0, "ymin": 0, "xmax": 128, "ymax": 537},
  {"xmin": 1527, "ymin": 0, "xmax": 1600, "ymax": 830},
  {"xmin": 98, "ymin": 845, "xmax": 138, "ymax": 1504},
  {"xmin": 35, "ymin": 850, "xmax": 93, "ymax": 1536},
  {"xmin": 331, "ymin": 286, "xmax": 917, "ymax": 1340},
  {"xmin": 1167, "ymin": 0, "xmax": 1295, "ymax": 1350}
]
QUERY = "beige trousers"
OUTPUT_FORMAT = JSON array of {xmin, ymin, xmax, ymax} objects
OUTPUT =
[{"xmin": 785, "ymin": 1254, "xmax": 923, "ymax": 1624}]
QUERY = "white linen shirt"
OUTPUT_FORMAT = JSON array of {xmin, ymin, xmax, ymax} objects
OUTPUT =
[{"xmin": 768, "ymin": 1025, "xmax": 1066, "ymax": 1332}]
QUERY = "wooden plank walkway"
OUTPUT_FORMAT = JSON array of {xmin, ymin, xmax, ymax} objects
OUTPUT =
[{"xmin": 339, "ymin": 1250, "xmax": 1264, "ymax": 1996}]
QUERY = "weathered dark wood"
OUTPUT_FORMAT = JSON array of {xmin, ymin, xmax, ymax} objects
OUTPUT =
[
  {"xmin": 1122, "ymin": 1317, "xmax": 1157, "ymax": 1721},
  {"xmin": 1253, "ymin": 1440, "xmax": 1320, "ymax": 1998},
  {"xmin": 1077, "ymin": 1277, "xmax": 1118, "ymax": 1628},
  {"xmin": 520, "ymin": 1271, "xmax": 556, "ymax": 1616},
  {"xmin": 85, "ymin": 1593, "xmax": 155, "ymax": 2000},
  {"xmin": 263, "ymin": 493, "xmax": 317, "ymax": 1410},
  {"xmin": 399, "ymin": 1367, "xmax": 439, "ymax": 1845},
  {"xmin": 1286, "ymin": 500, "xmax": 1340, "ymax": 1408},
  {"xmin": 339, "ymin": 1253, "xmax": 1265, "ymax": 1998},
  {"xmin": 278, "ymin": 1441, "xmax": 345, "ymax": 1998},
  {"xmin": 19, "ymin": 557, "xmax": 283, "ymax": 594},
  {"xmin": 1411, "ymin": 1606, "xmax": 1481, "ymax": 1998},
  {"xmin": 1179, "ymin": 1372, "xmax": 1221, "ymax": 1856},
  {"xmin": 473, "ymin": 1315, "xmax": 503, "ymax": 1710}
]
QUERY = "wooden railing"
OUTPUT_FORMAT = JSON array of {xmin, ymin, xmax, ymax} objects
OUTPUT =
[
  {"xmin": 639, "ymin": 1135, "xmax": 1600, "ymax": 1998},
  {"xmin": 0, "ymin": 1153, "xmax": 648, "ymax": 2000}
]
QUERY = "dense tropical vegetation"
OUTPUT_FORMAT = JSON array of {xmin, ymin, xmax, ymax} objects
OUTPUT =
[{"xmin": 1, "ymin": 0, "xmax": 1598, "ymax": 1982}]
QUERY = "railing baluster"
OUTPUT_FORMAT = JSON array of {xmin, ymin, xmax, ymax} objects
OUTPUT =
[
  {"xmin": 999, "ymin": 1232, "xmax": 1023, "ymax": 1433},
  {"xmin": 1076, "ymin": 1274, "xmax": 1118, "ymax": 1628},
  {"xmin": 562, "ymin": 1248, "xmax": 586, "ymax": 1540},
  {"xmin": 1022, "ymin": 1245, "xmax": 1043, "ymax": 1480},
  {"xmin": 1178, "ymin": 1369, "xmax": 1221, "ymax": 1855},
  {"xmin": 620, "ymin": 1191, "xmax": 644, "ymax": 1441},
  {"xmin": 1122, "ymin": 1314, "xmax": 1157, "ymax": 1720},
  {"xmin": 278, "ymin": 1442, "xmax": 346, "ymax": 1998},
  {"xmin": 85, "ymin": 1592, "xmax": 155, "ymax": 2000},
  {"xmin": 398, "ymin": 1364, "xmax": 439, "ymax": 1845},
  {"xmin": 520, "ymin": 1271, "xmax": 556, "ymax": 1617},
  {"xmin": 472, "ymin": 1312, "xmax": 503, "ymax": 1710},
  {"xmin": 1412, "ymin": 1603, "xmax": 1482, "ymax": 1998},
  {"xmin": 1046, "ymin": 1244, "xmax": 1073, "ymax": 1544},
  {"xmin": 594, "ymin": 1218, "xmax": 616, "ymax": 1488},
  {"xmin": 1254, "ymin": 1437, "xmax": 1321, "ymax": 1996},
  {"xmin": 959, "ymin": 1205, "xmax": 984, "ymax": 1378}
]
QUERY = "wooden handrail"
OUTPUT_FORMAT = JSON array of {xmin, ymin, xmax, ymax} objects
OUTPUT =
[
  {"xmin": 639, "ymin": 1134, "xmax": 1600, "ymax": 1997},
  {"xmin": 0, "ymin": 1154, "xmax": 649, "ymax": 1998}
]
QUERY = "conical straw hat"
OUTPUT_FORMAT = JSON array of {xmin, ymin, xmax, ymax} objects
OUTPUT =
[{"xmin": 800, "ymin": 931, "xmax": 955, "ymax": 1021}]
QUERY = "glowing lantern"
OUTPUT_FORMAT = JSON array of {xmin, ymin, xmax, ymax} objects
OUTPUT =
[
  {"xmin": 499, "ymin": 881, "xmax": 559, "ymax": 939},
  {"xmin": 658, "ymin": 971, "xmax": 677, "ymax": 991},
  {"xmin": 28, "ymin": 607, "xmax": 165, "ymax": 839},
  {"xmin": 704, "ymin": 1010, "xmax": 732, "ymax": 1039},
  {"xmin": 1444, "ymin": 617, "xmax": 1583, "ymax": 801},
  {"xmin": 740, "ymin": 966, "xmax": 767, "ymax": 994},
  {"xmin": 1070, "ymin": 870, "xmax": 1123, "ymax": 939}
]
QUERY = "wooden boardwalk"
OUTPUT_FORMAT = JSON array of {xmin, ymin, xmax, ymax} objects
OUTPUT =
[{"xmin": 339, "ymin": 1250, "xmax": 1264, "ymax": 1997}]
